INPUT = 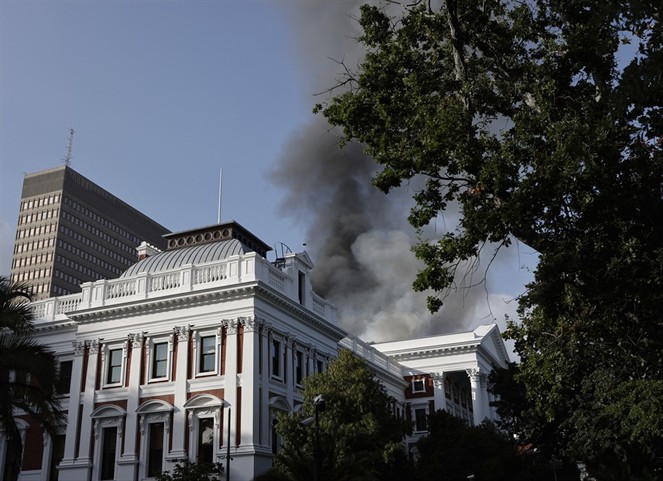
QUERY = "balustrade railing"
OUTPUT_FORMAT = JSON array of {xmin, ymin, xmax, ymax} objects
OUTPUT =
[{"xmin": 30, "ymin": 253, "xmax": 335, "ymax": 325}]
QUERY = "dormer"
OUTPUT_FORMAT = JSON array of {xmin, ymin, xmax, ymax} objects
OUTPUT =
[{"xmin": 280, "ymin": 251, "xmax": 314, "ymax": 307}]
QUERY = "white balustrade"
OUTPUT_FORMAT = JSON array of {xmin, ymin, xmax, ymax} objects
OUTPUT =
[{"xmin": 30, "ymin": 253, "xmax": 335, "ymax": 325}]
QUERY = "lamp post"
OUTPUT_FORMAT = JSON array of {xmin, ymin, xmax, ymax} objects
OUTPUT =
[
  {"xmin": 313, "ymin": 394, "xmax": 326, "ymax": 481},
  {"xmin": 224, "ymin": 402, "xmax": 231, "ymax": 481}
]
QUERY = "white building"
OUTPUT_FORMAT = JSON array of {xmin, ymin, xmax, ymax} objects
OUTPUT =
[{"xmin": 1, "ymin": 222, "xmax": 510, "ymax": 481}]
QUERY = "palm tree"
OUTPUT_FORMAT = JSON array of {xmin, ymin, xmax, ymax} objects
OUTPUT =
[{"xmin": 0, "ymin": 276, "xmax": 66, "ymax": 481}]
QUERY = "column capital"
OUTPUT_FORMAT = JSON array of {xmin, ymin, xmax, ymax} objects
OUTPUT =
[
  {"xmin": 128, "ymin": 333, "xmax": 144, "ymax": 348},
  {"xmin": 466, "ymin": 367, "xmax": 482, "ymax": 382},
  {"xmin": 88, "ymin": 339, "xmax": 101, "ymax": 354},
  {"xmin": 223, "ymin": 319, "xmax": 239, "ymax": 335},
  {"xmin": 173, "ymin": 326, "xmax": 190, "ymax": 342},
  {"xmin": 431, "ymin": 372, "xmax": 445, "ymax": 387},
  {"xmin": 73, "ymin": 340, "xmax": 87, "ymax": 355},
  {"xmin": 240, "ymin": 317, "xmax": 261, "ymax": 332},
  {"xmin": 261, "ymin": 323, "xmax": 272, "ymax": 339}
]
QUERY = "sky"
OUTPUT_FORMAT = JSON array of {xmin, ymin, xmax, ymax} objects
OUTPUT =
[{"xmin": 0, "ymin": 0, "xmax": 536, "ymax": 346}]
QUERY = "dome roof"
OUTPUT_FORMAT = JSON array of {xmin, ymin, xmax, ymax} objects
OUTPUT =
[{"xmin": 121, "ymin": 238, "xmax": 251, "ymax": 278}]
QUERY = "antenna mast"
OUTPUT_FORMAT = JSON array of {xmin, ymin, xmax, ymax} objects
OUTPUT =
[
  {"xmin": 63, "ymin": 128, "xmax": 75, "ymax": 167},
  {"xmin": 217, "ymin": 168, "xmax": 223, "ymax": 224}
]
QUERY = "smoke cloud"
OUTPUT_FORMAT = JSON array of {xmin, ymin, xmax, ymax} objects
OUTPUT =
[{"xmin": 272, "ymin": 1, "xmax": 526, "ymax": 342}]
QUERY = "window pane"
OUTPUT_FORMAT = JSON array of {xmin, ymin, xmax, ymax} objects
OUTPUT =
[
  {"xmin": 152, "ymin": 343, "xmax": 168, "ymax": 378},
  {"xmin": 197, "ymin": 418, "xmax": 214, "ymax": 465},
  {"xmin": 49, "ymin": 434, "xmax": 66, "ymax": 481},
  {"xmin": 199, "ymin": 336, "xmax": 216, "ymax": 373},
  {"xmin": 147, "ymin": 423, "xmax": 164, "ymax": 477},
  {"xmin": 57, "ymin": 360, "xmax": 73, "ymax": 394},
  {"xmin": 107, "ymin": 349, "xmax": 122, "ymax": 384},
  {"xmin": 272, "ymin": 340, "xmax": 280, "ymax": 377},
  {"xmin": 100, "ymin": 427, "xmax": 117, "ymax": 480},
  {"xmin": 415, "ymin": 409, "xmax": 427, "ymax": 432},
  {"xmin": 295, "ymin": 351, "xmax": 303, "ymax": 385}
]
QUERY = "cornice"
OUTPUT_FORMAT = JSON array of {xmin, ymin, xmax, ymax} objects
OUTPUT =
[
  {"xmin": 34, "ymin": 321, "xmax": 77, "ymax": 333},
  {"xmin": 383, "ymin": 341, "xmax": 479, "ymax": 361}
]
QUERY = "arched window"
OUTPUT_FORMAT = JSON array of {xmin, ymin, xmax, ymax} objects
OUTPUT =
[
  {"xmin": 183, "ymin": 394, "xmax": 225, "ymax": 465},
  {"xmin": 268, "ymin": 397, "xmax": 290, "ymax": 455},
  {"xmin": 136, "ymin": 400, "xmax": 173, "ymax": 479},
  {"xmin": 91, "ymin": 405, "xmax": 126, "ymax": 481}
]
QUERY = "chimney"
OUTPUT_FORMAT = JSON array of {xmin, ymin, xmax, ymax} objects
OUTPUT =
[{"xmin": 136, "ymin": 241, "xmax": 160, "ymax": 261}]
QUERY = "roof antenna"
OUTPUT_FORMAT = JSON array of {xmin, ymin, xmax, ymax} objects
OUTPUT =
[
  {"xmin": 217, "ymin": 168, "xmax": 223, "ymax": 224},
  {"xmin": 63, "ymin": 128, "xmax": 75, "ymax": 167}
]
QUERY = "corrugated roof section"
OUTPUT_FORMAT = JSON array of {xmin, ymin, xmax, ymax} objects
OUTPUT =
[{"xmin": 121, "ymin": 238, "xmax": 250, "ymax": 278}]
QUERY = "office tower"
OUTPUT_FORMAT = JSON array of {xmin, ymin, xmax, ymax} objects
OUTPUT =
[{"xmin": 9, "ymin": 165, "xmax": 170, "ymax": 300}]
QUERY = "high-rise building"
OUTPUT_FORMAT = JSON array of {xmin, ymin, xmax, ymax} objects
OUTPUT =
[{"xmin": 9, "ymin": 165, "xmax": 170, "ymax": 300}]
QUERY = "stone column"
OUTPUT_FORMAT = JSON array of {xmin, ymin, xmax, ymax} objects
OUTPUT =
[
  {"xmin": 169, "ymin": 326, "xmax": 190, "ymax": 461},
  {"xmin": 259, "ymin": 325, "xmax": 270, "ymax": 446},
  {"xmin": 305, "ymin": 345, "xmax": 314, "ymax": 380},
  {"xmin": 431, "ymin": 372, "xmax": 446, "ymax": 412},
  {"xmin": 467, "ymin": 368, "xmax": 484, "ymax": 426},
  {"xmin": 285, "ymin": 335, "xmax": 294, "ymax": 410},
  {"xmin": 77, "ymin": 339, "xmax": 102, "ymax": 462},
  {"xmin": 239, "ymin": 318, "xmax": 260, "ymax": 446},
  {"xmin": 480, "ymin": 374, "xmax": 491, "ymax": 422},
  {"xmin": 60, "ymin": 341, "xmax": 86, "ymax": 465},
  {"xmin": 223, "ymin": 320, "xmax": 239, "ymax": 447},
  {"xmin": 117, "ymin": 333, "xmax": 144, "ymax": 478}
]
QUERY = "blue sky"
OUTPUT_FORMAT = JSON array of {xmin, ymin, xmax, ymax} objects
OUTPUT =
[
  {"xmin": 1, "ymin": 1, "xmax": 314, "ymax": 272},
  {"xmin": 0, "ymin": 0, "xmax": 535, "ymax": 343}
]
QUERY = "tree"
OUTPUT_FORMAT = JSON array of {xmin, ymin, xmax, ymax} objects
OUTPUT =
[
  {"xmin": 155, "ymin": 460, "xmax": 223, "ymax": 481},
  {"xmin": 0, "ymin": 277, "xmax": 65, "ymax": 481},
  {"xmin": 316, "ymin": 0, "xmax": 663, "ymax": 475},
  {"xmin": 415, "ymin": 410, "xmax": 577, "ymax": 481},
  {"xmin": 266, "ymin": 348, "xmax": 410, "ymax": 481}
]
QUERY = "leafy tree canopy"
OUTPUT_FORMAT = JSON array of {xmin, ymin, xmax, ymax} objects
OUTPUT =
[
  {"xmin": 415, "ymin": 410, "xmax": 578, "ymax": 481},
  {"xmin": 316, "ymin": 0, "xmax": 663, "ymax": 475},
  {"xmin": 265, "ymin": 349, "xmax": 410, "ymax": 481}
]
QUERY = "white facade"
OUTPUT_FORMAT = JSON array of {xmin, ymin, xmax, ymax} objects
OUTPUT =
[{"xmin": 3, "ymin": 223, "xmax": 510, "ymax": 481}]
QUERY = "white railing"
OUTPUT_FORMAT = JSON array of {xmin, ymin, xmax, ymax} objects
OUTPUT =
[
  {"xmin": 105, "ymin": 279, "xmax": 137, "ymax": 299},
  {"xmin": 149, "ymin": 272, "xmax": 181, "ymax": 292},
  {"xmin": 268, "ymin": 268, "xmax": 287, "ymax": 292},
  {"xmin": 56, "ymin": 296, "xmax": 81, "ymax": 314},
  {"xmin": 30, "ymin": 252, "xmax": 336, "ymax": 325},
  {"xmin": 340, "ymin": 335, "xmax": 402, "ymax": 379},
  {"xmin": 32, "ymin": 302, "xmax": 47, "ymax": 319},
  {"xmin": 311, "ymin": 293, "xmax": 327, "ymax": 317},
  {"xmin": 194, "ymin": 264, "xmax": 227, "ymax": 285},
  {"xmin": 30, "ymin": 293, "xmax": 82, "ymax": 323}
]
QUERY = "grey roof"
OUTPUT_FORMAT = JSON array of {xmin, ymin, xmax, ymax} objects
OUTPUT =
[{"xmin": 121, "ymin": 238, "xmax": 251, "ymax": 278}]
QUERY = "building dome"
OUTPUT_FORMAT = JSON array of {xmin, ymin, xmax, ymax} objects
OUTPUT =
[{"xmin": 121, "ymin": 238, "xmax": 250, "ymax": 278}]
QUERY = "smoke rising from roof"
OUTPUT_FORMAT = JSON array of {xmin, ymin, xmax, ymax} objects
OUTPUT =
[{"xmin": 272, "ymin": 1, "xmax": 526, "ymax": 342}]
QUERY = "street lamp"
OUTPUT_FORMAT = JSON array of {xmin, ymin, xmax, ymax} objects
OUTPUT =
[
  {"xmin": 223, "ymin": 401, "xmax": 231, "ymax": 481},
  {"xmin": 313, "ymin": 395, "xmax": 326, "ymax": 481}
]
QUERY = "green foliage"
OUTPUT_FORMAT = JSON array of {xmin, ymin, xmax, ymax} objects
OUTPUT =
[
  {"xmin": 318, "ymin": 0, "xmax": 663, "ymax": 474},
  {"xmin": 415, "ymin": 410, "xmax": 578, "ymax": 481},
  {"xmin": 155, "ymin": 460, "xmax": 223, "ymax": 481},
  {"xmin": 0, "ymin": 277, "xmax": 66, "ymax": 481},
  {"xmin": 267, "ymin": 349, "xmax": 410, "ymax": 481}
]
